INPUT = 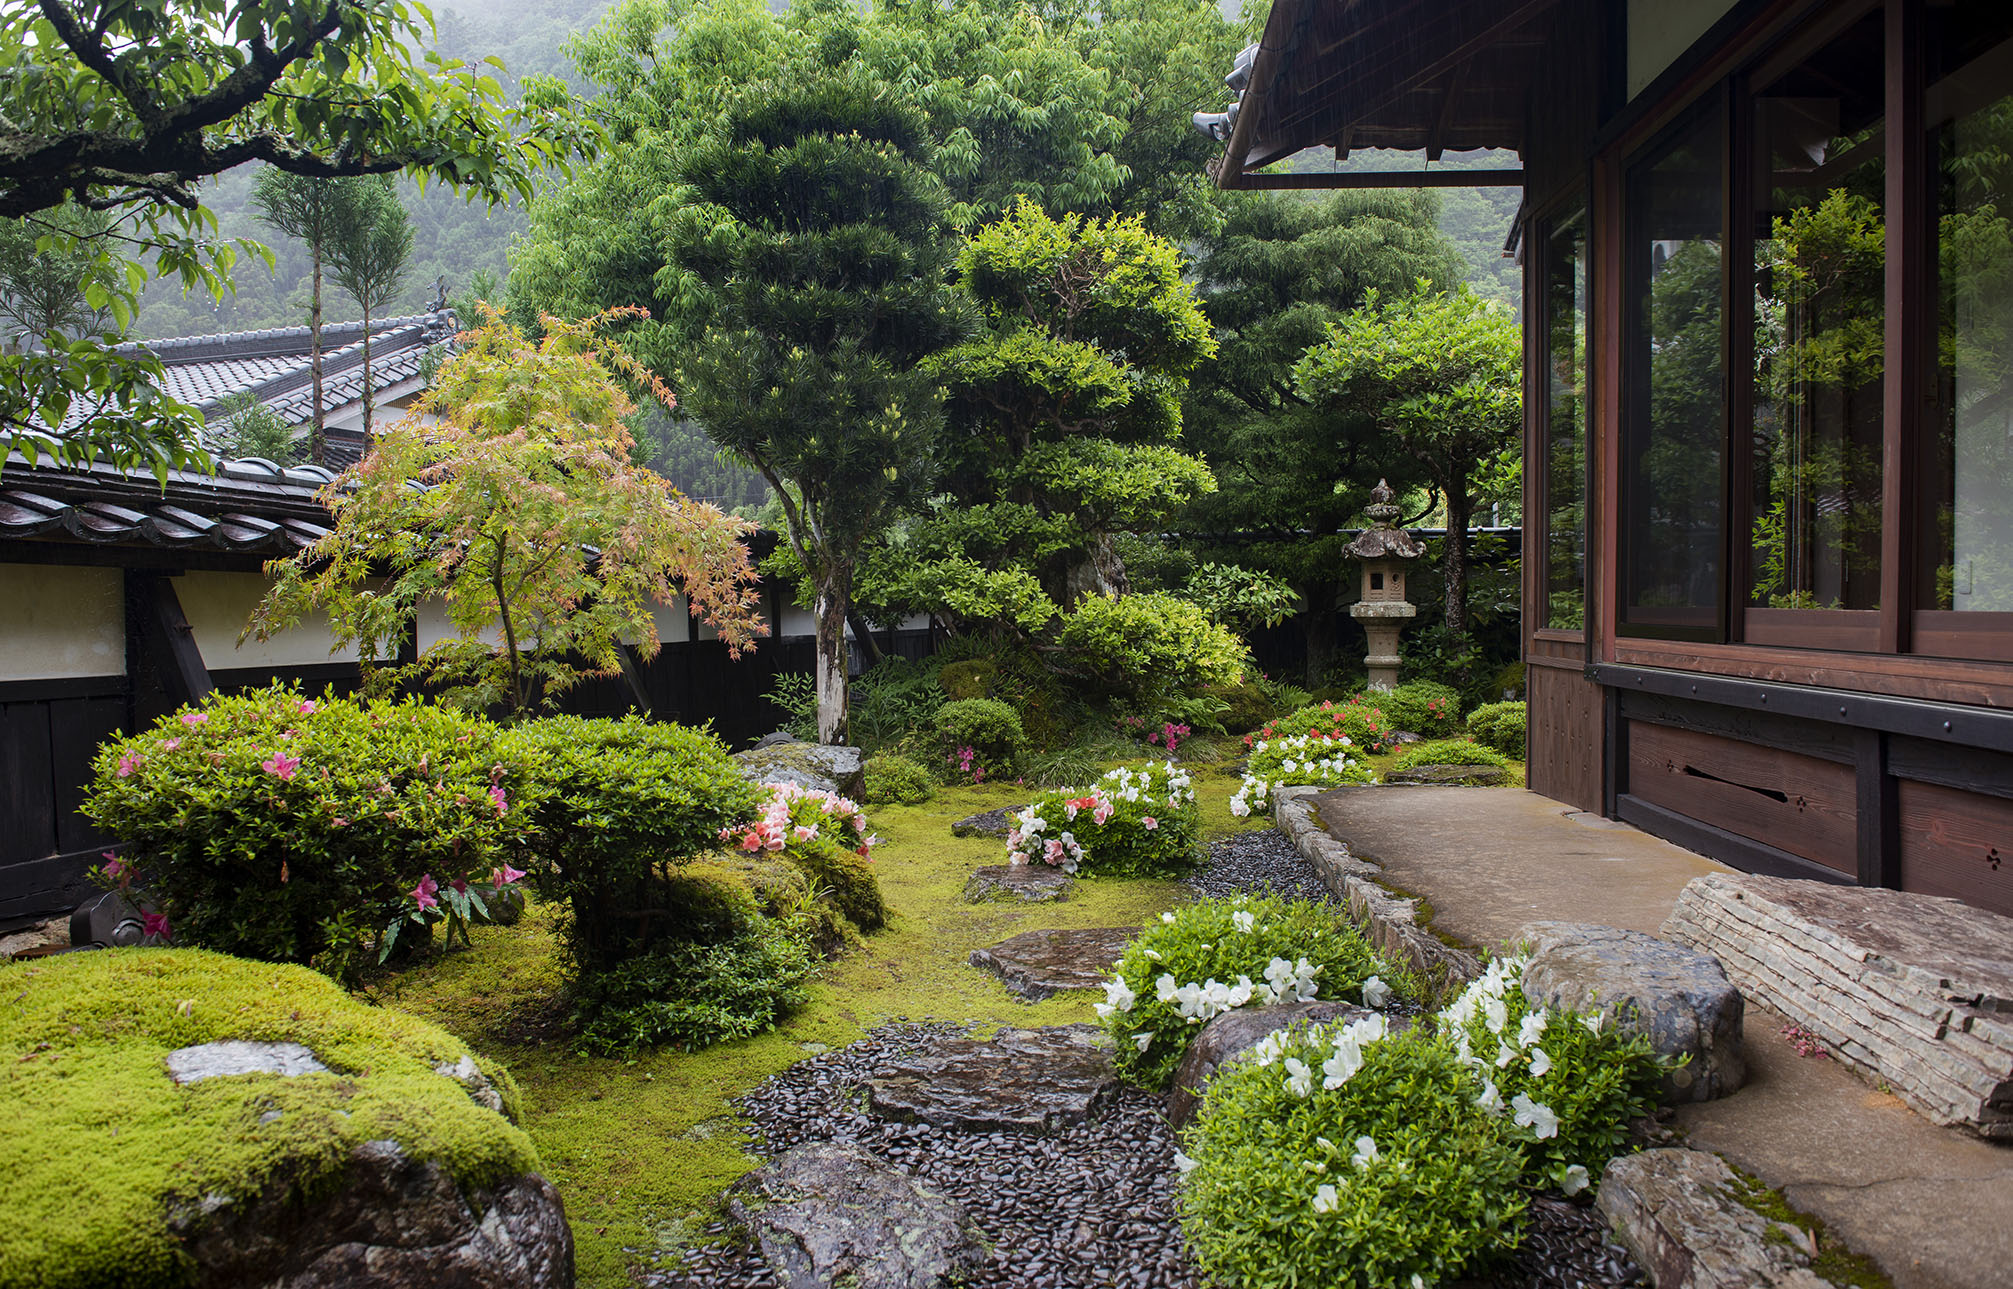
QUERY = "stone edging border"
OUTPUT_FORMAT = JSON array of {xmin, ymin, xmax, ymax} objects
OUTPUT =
[{"xmin": 1272, "ymin": 785, "xmax": 1483, "ymax": 995}]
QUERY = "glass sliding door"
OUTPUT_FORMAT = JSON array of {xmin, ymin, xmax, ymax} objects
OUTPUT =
[{"xmin": 1544, "ymin": 211, "xmax": 1589, "ymax": 631}]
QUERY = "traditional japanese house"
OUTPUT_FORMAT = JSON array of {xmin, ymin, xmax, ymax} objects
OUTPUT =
[{"xmin": 1212, "ymin": 0, "xmax": 2013, "ymax": 915}]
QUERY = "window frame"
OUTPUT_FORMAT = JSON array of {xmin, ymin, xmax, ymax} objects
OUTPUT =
[{"xmin": 1534, "ymin": 201, "xmax": 1592, "ymax": 641}]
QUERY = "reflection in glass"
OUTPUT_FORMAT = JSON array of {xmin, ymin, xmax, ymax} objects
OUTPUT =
[
  {"xmin": 1924, "ymin": 18, "xmax": 2013, "ymax": 614},
  {"xmin": 1748, "ymin": 15, "xmax": 1885, "ymax": 612},
  {"xmin": 1623, "ymin": 104, "xmax": 1724, "ymax": 629},
  {"xmin": 1544, "ymin": 214, "xmax": 1587, "ymax": 630}
]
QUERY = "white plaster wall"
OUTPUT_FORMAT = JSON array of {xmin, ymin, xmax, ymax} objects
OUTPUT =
[
  {"xmin": 1628, "ymin": 0, "xmax": 1739, "ymax": 100},
  {"xmin": 773, "ymin": 607, "xmax": 929, "ymax": 639},
  {"xmin": 0, "ymin": 563, "xmax": 124, "ymax": 680},
  {"xmin": 178, "ymin": 570, "xmax": 361, "ymax": 669}
]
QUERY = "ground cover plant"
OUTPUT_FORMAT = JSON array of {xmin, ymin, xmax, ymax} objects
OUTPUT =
[
  {"xmin": 83, "ymin": 685, "xmax": 544, "ymax": 977},
  {"xmin": 1007, "ymin": 761, "xmax": 1200, "ymax": 877},
  {"xmin": 1389, "ymin": 738, "xmax": 1513, "ymax": 774},
  {"xmin": 1100, "ymin": 894, "xmax": 1408, "ymax": 1088}
]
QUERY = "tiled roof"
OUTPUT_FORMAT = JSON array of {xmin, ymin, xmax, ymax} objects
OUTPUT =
[{"xmin": 0, "ymin": 457, "xmax": 339, "ymax": 556}]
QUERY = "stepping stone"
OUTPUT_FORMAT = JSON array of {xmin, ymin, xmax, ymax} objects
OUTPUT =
[
  {"xmin": 1167, "ymin": 1002, "xmax": 1407, "ymax": 1128},
  {"xmin": 728, "ymin": 1141, "xmax": 983, "ymax": 1289},
  {"xmin": 1519, "ymin": 920, "xmax": 1746, "ymax": 1103},
  {"xmin": 962, "ymin": 864, "xmax": 1072, "ymax": 904},
  {"xmin": 1663, "ymin": 874, "xmax": 2013, "ymax": 1136},
  {"xmin": 1385, "ymin": 763, "xmax": 1509, "ymax": 786},
  {"xmin": 950, "ymin": 805, "xmax": 1025, "ymax": 839},
  {"xmin": 866, "ymin": 1025, "xmax": 1119, "ymax": 1132},
  {"xmin": 969, "ymin": 927, "xmax": 1134, "ymax": 1000},
  {"xmin": 1597, "ymin": 1148, "xmax": 1834, "ymax": 1289}
]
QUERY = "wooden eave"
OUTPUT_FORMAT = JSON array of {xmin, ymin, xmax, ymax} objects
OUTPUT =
[{"xmin": 1215, "ymin": 0, "xmax": 1560, "ymax": 188}]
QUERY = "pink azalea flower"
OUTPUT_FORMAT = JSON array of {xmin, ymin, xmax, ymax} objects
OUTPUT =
[
  {"xmin": 410, "ymin": 874, "xmax": 439, "ymax": 911},
  {"xmin": 718, "ymin": 826, "xmax": 736, "ymax": 841},
  {"xmin": 794, "ymin": 825, "xmax": 819, "ymax": 842},
  {"xmin": 141, "ymin": 912, "xmax": 171, "ymax": 941},
  {"xmin": 451, "ymin": 876, "xmax": 469, "ymax": 896},
  {"xmin": 102, "ymin": 853, "xmax": 128, "ymax": 882},
  {"xmin": 180, "ymin": 711, "xmax": 208, "ymax": 726},
  {"xmin": 741, "ymin": 832, "xmax": 763, "ymax": 852},
  {"xmin": 261, "ymin": 751, "xmax": 301, "ymax": 782},
  {"xmin": 488, "ymin": 785, "xmax": 508, "ymax": 816},
  {"xmin": 161, "ymin": 738, "xmax": 181, "ymax": 751},
  {"xmin": 297, "ymin": 700, "xmax": 317, "ymax": 715},
  {"xmin": 1143, "ymin": 816, "xmax": 1159, "ymax": 831},
  {"xmin": 490, "ymin": 863, "xmax": 526, "ymax": 890},
  {"xmin": 1092, "ymin": 804, "xmax": 1114, "ymax": 826},
  {"xmin": 116, "ymin": 753, "xmax": 140, "ymax": 777}
]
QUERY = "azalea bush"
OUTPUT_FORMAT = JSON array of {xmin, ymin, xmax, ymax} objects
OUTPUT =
[
  {"xmin": 1361, "ymin": 680, "xmax": 1463, "ymax": 738},
  {"xmin": 724, "ymin": 782, "xmax": 887, "ymax": 931},
  {"xmin": 83, "ymin": 685, "xmax": 543, "ymax": 979},
  {"xmin": 1006, "ymin": 761, "xmax": 1199, "ymax": 878},
  {"xmin": 932, "ymin": 697, "xmax": 1027, "ymax": 783},
  {"xmin": 1243, "ymin": 698, "xmax": 1396, "ymax": 756},
  {"xmin": 1228, "ymin": 732, "xmax": 1378, "ymax": 819},
  {"xmin": 1057, "ymin": 591, "xmax": 1247, "ymax": 706},
  {"xmin": 1179, "ymin": 1018, "xmax": 1526, "ymax": 1289},
  {"xmin": 1099, "ymin": 895, "xmax": 1408, "ymax": 1089},
  {"xmin": 863, "ymin": 752, "xmax": 936, "ymax": 805},
  {"xmin": 1438, "ymin": 954, "xmax": 1664, "ymax": 1189},
  {"xmin": 1466, "ymin": 701, "xmax": 1528, "ymax": 759}
]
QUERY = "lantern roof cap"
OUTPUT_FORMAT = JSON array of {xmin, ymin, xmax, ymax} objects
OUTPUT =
[{"xmin": 1344, "ymin": 479, "xmax": 1425, "ymax": 560}]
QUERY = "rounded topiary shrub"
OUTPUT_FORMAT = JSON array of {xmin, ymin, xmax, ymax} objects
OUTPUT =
[
  {"xmin": 1099, "ymin": 895, "xmax": 1407, "ymax": 1089},
  {"xmin": 1179, "ymin": 1020, "xmax": 1526, "ymax": 1289},
  {"xmin": 1361, "ymin": 680, "xmax": 1463, "ymax": 737},
  {"xmin": 1057, "ymin": 591, "xmax": 1247, "ymax": 703},
  {"xmin": 864, "ymin": 752, "xmax": 936, "ymax": 805},
  {"xmin": 1007, "ymin": 761, "xmax": 1199, "ymax": 879},
  {"xmin": 83, "ymin": 685, "xmax": 546, "ymax": 973},
  {"xmin": 933, "ymin": 697, "xmax": 1027, "ymax": 783},
  {"xmin": 1206, "ymin": 681, "xmax": 1276, "ymax": 735},
  {"xmin": 936, "ymin": 658, "xmax": 997, "ymax": 701},
  {"xmin": 1466, "ymin": 701, "xmax": 1528, "ymax": 760},
  {"xmin": 1389, "ymin": 738, "xmax": 1512, "ymax": 773}
]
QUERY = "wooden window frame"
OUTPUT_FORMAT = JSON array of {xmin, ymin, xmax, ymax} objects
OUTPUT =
[{"xmin": 1531, "ymin": 199, "xmax": 1591, "ymax": 644}]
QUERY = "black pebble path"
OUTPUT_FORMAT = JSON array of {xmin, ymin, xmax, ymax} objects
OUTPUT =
[{"xmin": 646, "ymin": 829, "xmax": 1646, "ymax": 1289}]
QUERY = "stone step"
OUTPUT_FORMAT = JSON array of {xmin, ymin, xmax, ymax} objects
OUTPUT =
[
  {"xmin": 1662, "ymin": 874, "xmax": 2013, "ymax": 1137},
  {"xmin": 864, "ymin": 1025, "xmax": 1119, "ymax": 1133},
  {"xmin": 962, "ymin": 864, "xmax": 1072, "ymax": 904},
  {"xmin": 968, "ymin": 927, "xmax": 1133, "ymax": 1000}
]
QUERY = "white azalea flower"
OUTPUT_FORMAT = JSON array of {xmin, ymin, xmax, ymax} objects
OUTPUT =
[
  {"xmin": 1143, "ymin": 948, "xmax": 1162, "ymax": 962},
  {"xmin": 1311, "ymin": 1183, "xmax": 1339, "ymax": 1214},
  {"xmin": 1476, "ymin": 1078, "xmax": 1502, "ymax": 1115},
  {"xmin": 1133, "ymin": 1031, "xmax": 1155, "ymax": 1053},
  {"xmin": 1232, "ymin": 910, "xmax": 1256, "ymax": 934},
  {"xmin": 1512, "ymin": 1093, "xmax": 1559, "ymax": 1139},
  {"xmin": 1156, "ymin": 973, "xmax": 1179, "ymax": 1003},
  {"xmin": 1350, "ymin": 1135, "xmax": 1379, "ymax": 1170},
  {"xmin": 1161, "ymin": 912, "xmax": 1177, "ymax": 924},
  {"xmin": 1284, "ymin": 1058, "xmax": 1315, "ymax": 1098},
  {"xmin": 1173, "ymin": 1149, "xmax": 1199, "ymax": 1175},
  {"xmin": 1582, "ymin": 1011, "xmax": 1606, "ymax": 1036},
  {"xmin": 1558, "ymin": 1164, "xmax": 1590, "ymax": 1196},
  {"xmin": 1528, "ymin": 1046, "xmax": 1552, "ymax": 1077},
  {"xmin": 1483, "ymin": 996, "xmax": 1508, "ymax": 1035},
  {"xmin": 1496, "ymin": 1042, "xmax": 1518, "ymax": 1069},
  {"xmin": 1322, "ymin": 1039, "xmax": 1362, "ymax": 1090},
  {"xmin": 1101, "ymin": 978, "xmax": 1137, "ymax": 1013},
  {"xmin": 1518, "ymin": 1010, "xmax": 1549, "ymax": 1049},
  {"xmin": 1361, "ymin": 975, "xmax": 1391, "ymax": 1009}
]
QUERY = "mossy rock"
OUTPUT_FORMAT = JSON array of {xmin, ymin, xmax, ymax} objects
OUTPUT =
[
  {"xmin": 781, "ymin": 838, "xmax": 887, "ymax": 933},
  {"xmin": 0, "ymin": 948, "xmax": 556, "ymax": 1289},
  {"xmin": 710, "ymin": 855, "xmax": 858, "ymax": 958},
  {"xmin": 937, "ymin": 659, "xmax": 998, "ymax": 701}
]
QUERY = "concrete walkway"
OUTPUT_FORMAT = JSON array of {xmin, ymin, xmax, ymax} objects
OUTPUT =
[{"xmin": 1308, "ymin": 786, "xmax": 2013, "ymax": 1289}]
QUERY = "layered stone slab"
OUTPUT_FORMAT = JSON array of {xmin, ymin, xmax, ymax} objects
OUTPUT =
[
  {"xmin": 1597, "ymin": 1148, "xmax": 1836, "ymax": 1289},
  {"xmin": 1662, "ymin": 874, "xmax": 2013, "ymax": 1137},
  {"xmin": 961, "ymin": 864, "xmax": 1072, "ymax": 904},
  {"xmin": 865, "ymin": 1025, "xmax": 1119, "ymax": 1132},
  {"xmin": 968, "ymin": 927, "xmax": 1133, "ymax": 1000}
]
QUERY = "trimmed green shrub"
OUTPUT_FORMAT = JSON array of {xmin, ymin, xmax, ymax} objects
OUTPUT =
[
  {"xmin": 83, "ymin": 685, "xmax": 546, "ymax": 974},
  {"xmin": 1100, "ymin": 895, "xmax": 1407, "ymax": 1089},
  {"xmin": 1389, "ymin": 738, "xmax": 1512, "ymax": 773},
  {"xmin": 1244, "ymin": 697, "xmax": 1397, "ymax": 756},
  {"xmin": 1438, "ymin": 953, "xmax": 1665, "ymax": 1190},
  {"xmin": 936, "ymin": 658, "xmax": 997, "ymax": 701},
  {"xmin": 933, "ymin": 697, "xmax": 1027, "ymax": 782},
  {"xmin": 514, "ymin": 715, "xmax": 762, "ymax": 973},
  {"xmin": 1057, "ymin": 591, "xmax": 1247, "ymax": 703},
  {"xmin": 1229, "ymin": 732, "xmax": 1378, "ymax": 818},
  {"xmin": 1179, "ymin": 1020, "xmax": 1526, "ymax": 1289},
  {"xmin": 569, "ymin": 919, "xmax": 816, "ymax": 1054},
  {"xmin": 1361, "ymin": 680, "xmax": 1463, "ymax": 737},
  {"xmin": 782, "ymin": 834, "xmax": 887, "ymax": 931},
  {"xmin": 1205, "ymin": 681, "xmax": 1276, "ymax": 735},
  {"xmin": 864, "ymin": 752, "xmax": 936, "ymax": 805},
  {"xmin": 1467, "ymin": 701, "xmax": 1528, "ymax": 759},
  {"xmin": 1008, "ymin": 761, "xmax": 1199, "ymax": 879}
]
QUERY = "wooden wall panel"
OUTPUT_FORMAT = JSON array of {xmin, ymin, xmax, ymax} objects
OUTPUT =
[
  {"xmin": 1896, "ymin": 779, "xmax": 2013, "ymax": 918},
  {"xmin": 1527, "ymin": 660, "xmax": 1603, "ymax": 810},
  {"xmin": 1627, "ymin": 721, "xmax": 1856, "ymax": 873}
]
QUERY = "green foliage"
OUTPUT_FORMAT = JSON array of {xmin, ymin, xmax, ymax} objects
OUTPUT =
[
  {"xmin": 933, "ymin": 698, "xmax": 1028, "ymax": 783},
  {"xmin": 249, "ymin": 309, "xmax": 765, "ymax": 715},
  {"xmin": 936, "ymin": 658, "xmax": 997, "ymax": 701},
  {"xmin": 1008, "ymin": 761, "xmax": 1200, "ymax": 881},
  {"xmin": 212, "ymin": 390, "xmax": 299, "ymax": 464},
  {"xmin": 1363, "ymin": 680, "xmax": 1464, "ymax": 737},
  {"xmin": 1057, "ymin": 592, "xmax": 1247, "ymax": 705},
  {"xmin": 82, "ymin": 685, "xmax": 544, "ymax": 973},
  {"xmin": 511, "ymin": 715, "xmax": 762, "ymax": 973},
  {"xmin": 1229, "ymin": 730, "xmax": 1381, "ymax": 818},
  {"xmin": 780, "ymin": 834, "xmax": 887, "ymax": 933},
  {"xmin": 569, "ymin": 919, "xmax": 816, "ymax": 1055},
  {"xmin": 1206, "ymin": 682, "xmax": 1278, "ymax": 736},
  {"xmin": 849, "ymin": 657, "xmax": 947, "ymax": 754},
  {"xmin": 864, "ymin": 753, "xmax": 936, "ymax": 806},
  {"xmin": 1246, "ymin": 699, "xmax": 1398, "ymax": 757},
  {"xmin": 1389, "ymin": 739, "xmax": 1512, "ymax": 773},
  {"xmin": 763, "ymin": 672, "xmax": 817, "ymax": 741},
  {"xmin": 1179, "ymin": 1021, "xmax": 1526, "ymax": 1289},
  {"xmin": 324, "ymin": 177, "xmax": 416, "ymax": 435},
  {"xmin": 1466, "ymin": 702, "xmax": 1528, "ymax": 760},
  {"xmin": 0, "ymin": 204, "xmax": 114, "ymax": 346},
  {"xmin": 0, "ymin": 948, "xmax": 541, "ymax": 1289},
  {"xmin": 1439, "ymin": 954, "xmax": 1666, "ymax": 1188},
  {"xmin": 1101, "ymin": 895, "xmax": 1406, "ymax": 1089},
  {"xmin": 1181, "ymin": 562, "xmax": 1301, "ymax": 634}
]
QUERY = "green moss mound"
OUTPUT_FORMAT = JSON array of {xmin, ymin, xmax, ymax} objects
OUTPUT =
[
  {"xmin": 0, "ymin": 948, "xmax": 539, "ymax": 1289},
  {"xmin": 783, "ymin": 836, "xmax": 888, "ymax": 931},
  {"xmin": 1390, "ymin": 738, "xmax": 1513, "ymax": 772},
  {"xmin": 864, "ymin": 753, "xmax": 936, "ymax": 805},
  {"xmin": 1466, "ymin": 701, "xmax": 1528, "ymax": 760}
]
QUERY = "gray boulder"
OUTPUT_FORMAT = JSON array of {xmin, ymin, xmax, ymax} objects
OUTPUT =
[
  {"xmin": 962, "ymin": 864, "xmax": 1072, "ymax": 904},
  {"xmin": 728, "ymin": 1142, "xmax": 983, "ymax": 1289},
  {"xmin": 1385, "ymin": 763, "xmax": 1509, "ymax": 786},
  {"xmin": 867, "ymin": 1025, "xmax": 1118, "ymax": 1133},
  {"xmin": 167, "ymin": 1040, "xmax": 329, "ymax": 1084},
  {"xmin": 1596, "ymin": 1149, "xmax": 1836, "ymax": 1289},
  {"xmin": 969, "ymin": 927, "xmax": 1135, "ymax": 1000},
  {"xmin": 732, "ymin": 740, "xmax": 866, "ymax": 799},
  {"xmin": 950, "ymin": 806, "xmax": 1026, "ymax": 839},
  {"xmin": 1168, "ymin": 1002, "xmax": 1406, "ymax": 1128},
  {"xmin": 1519, "ymin": 920, "xmax": 1745, "ymax": 1103}
]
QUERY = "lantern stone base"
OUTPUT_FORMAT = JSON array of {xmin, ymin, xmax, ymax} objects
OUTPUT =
[{"xmin": 1350, "ymin": 602, "xmax": 1415, "ymax": 690}]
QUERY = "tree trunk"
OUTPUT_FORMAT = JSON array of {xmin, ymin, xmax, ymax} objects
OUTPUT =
[
  {"xmin": 1443, "ymin": 482, "xmax": 1472, "ymax": 639},
  {"xmin": 308, "ymin": 248, "xmax": 324, "ymax": 465},
  {"xmin": 814, "ymin": 559, "xmax": 853, "ymax": 745},
  {"xmin": 846, "ymin": 603, "xmax": 886, "ymax": 669},
  {"xmin": 360, "ymin": 302, "xmax": 375, "ymax": 439},
  {"xmin": 1300, "ymin": 576, "xmax": 1339, "ymax": 688}
]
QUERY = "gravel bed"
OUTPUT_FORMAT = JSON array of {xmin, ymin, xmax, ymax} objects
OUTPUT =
[{"xmin": 1187, "ymin": 827, "xmax": 1333, "ymax": 903}]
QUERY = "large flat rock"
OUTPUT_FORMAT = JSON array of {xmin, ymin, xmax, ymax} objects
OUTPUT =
[
  {"xmin": 962, "ymin": 864, "xmax": 1072, "ymax": 904},
  {"xmin": 1663, "ymin": 874, "xmax": 2013, "ymax": 1136},
  {"xmin": 1168, "ymin": 1001, "xmax": 1394, "ymax": 1129},
  {"xmin": 1520, "ymin": 921, "xmax": 1745, "ymax": 1103},
  {"xmin": 1596, "ymin": 1148, "xmax": 1835, "ymax": 1289},
  {"xmin": 968, "ymin": 927, "xmax": 1133, "ymax": 1000},
  {"xmin": 732, "ymin": 741, "xmax": 865, "ymax": 799},
  {"xmin": 866, "ymin": 1025, "xmax": 1119, "ymax": 1133},
  {"xmin": 951, "ymin": 806, "xmax": 1025, "ymax": 839},
  {"xmin": 1385, "ymin": 763, "xmax": 1509, "ymax": 786},
  {"xmin": 728, "ymin": 1141, "xmax": 982, "ymax": 1289}
]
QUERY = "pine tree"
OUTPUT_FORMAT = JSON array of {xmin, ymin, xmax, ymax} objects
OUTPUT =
[{"xmin": 327, "ymin": 179, "xmax": 415, "ymax": 439}]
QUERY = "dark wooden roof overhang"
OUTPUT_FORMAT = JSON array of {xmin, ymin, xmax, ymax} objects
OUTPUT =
[{"xmin": 1214, "ymin": 0, "xmax": 1561, "ymax": 190}]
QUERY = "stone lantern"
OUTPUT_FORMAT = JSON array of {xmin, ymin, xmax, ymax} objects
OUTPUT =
[{"xmin": 1345, "ymin": 479, "xmax": 1424, "ymax": 691}]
